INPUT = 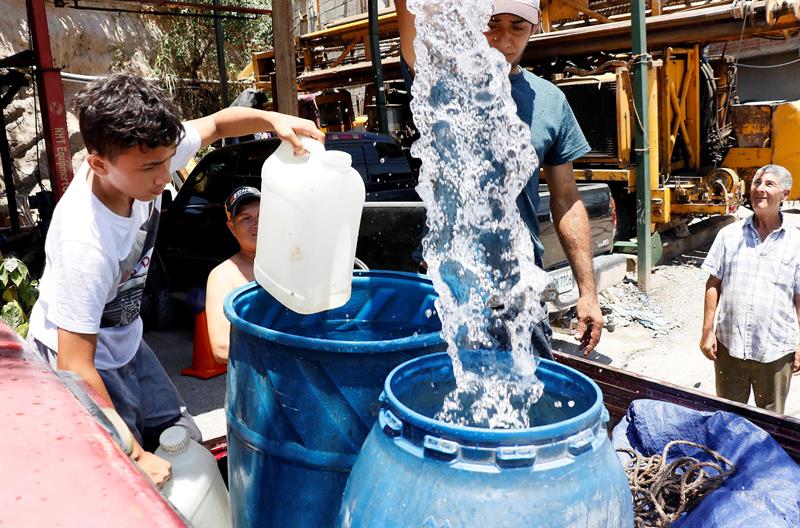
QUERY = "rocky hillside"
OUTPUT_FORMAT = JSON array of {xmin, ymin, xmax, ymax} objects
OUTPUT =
[{"xmin": 1, "ymin": 0, "xmax": 163, "ymax": 197}]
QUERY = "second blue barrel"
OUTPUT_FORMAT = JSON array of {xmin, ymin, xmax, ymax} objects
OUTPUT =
[
  {"xmin": 339, "ymin": 351, "xmax": 634, "ymax": 527},
  {"xmin": 224, "ymin": 270, "xmax": 445, "ymax": 528}
]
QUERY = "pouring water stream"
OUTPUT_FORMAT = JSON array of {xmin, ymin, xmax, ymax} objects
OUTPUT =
[{"xmin": 408, "ymin": 0, "xmax": 553, "ymax": 428}]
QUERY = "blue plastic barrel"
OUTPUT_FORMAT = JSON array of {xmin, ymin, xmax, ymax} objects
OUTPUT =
[
  {"xmin": 224, "ymin": 271, "xmax": 445, "ymax": 528},
  {"xmin": 339, "ymin": 351, "xmax": 634, "ymax": 527}
]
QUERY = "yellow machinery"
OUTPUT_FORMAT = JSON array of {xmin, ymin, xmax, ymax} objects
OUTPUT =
[
  {"xmin": 553, "ymin": 46, "xmax": 745, "ymax": 234},
  {"xmin": 723, "ymin": 101, "xmax": 800, "ymax": 201}
]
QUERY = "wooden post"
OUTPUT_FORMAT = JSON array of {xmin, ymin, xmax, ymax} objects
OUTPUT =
[{"xmin": 273, "ymin": 0, "xmax": 298, "ymax": 115}]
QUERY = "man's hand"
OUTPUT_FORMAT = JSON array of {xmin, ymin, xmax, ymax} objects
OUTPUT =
[
  {"xmin": 793, "ymin": 348, "xmax": 800, "ymax": 375},
  {"xmin": 575, "ymin": 294, "xmax": 603, "ymax": 355},
  {"xmin": 699, "ymin": 329, "xmax": 718, "ymax": 361},
  {"xmin": 267, "ymin": 112, "xmax": 326, "ymax": 155},
  {"xmin": 134, "ymin": 449, "xmax": 172, "ymax": 488}
]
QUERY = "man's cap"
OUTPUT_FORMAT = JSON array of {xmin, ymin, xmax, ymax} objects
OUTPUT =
[
  {"xmin": 493, "ymin": 0, "xmax": 541, "ymax": 25},
  {"xmin": 225, "ymin": 186, "xmax": 261, "ymax": 220}
]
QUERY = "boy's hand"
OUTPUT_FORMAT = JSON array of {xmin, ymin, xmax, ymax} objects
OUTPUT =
[
  {"xmin": 135, "ymin": 451, "xmax": 172, "ymax": 488},
  {"xmin": 267, "ymin": 113, "xmax": 326, "ymax": 155}
]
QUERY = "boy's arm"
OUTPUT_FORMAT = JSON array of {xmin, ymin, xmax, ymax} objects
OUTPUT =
[
  {"xmin": 205, "ymin": 266, "xmax": 232, "ymax": 364},
  {"xmin": 187, "ymin": 108, "xmax": 325, "ymax": 153},
  {"xmin": 396, "ymin": 0, "xmax": 417, "ymax": 73},
  {"xmin": 57, "ymin": 328, "xmax": 172, "ymax": 487},
  {"xmin": 545, "ymin": 162, "xmax": 603, "ymax": 355},
  {"xmin": 57, "ymin": 329, "xmax": 112, "ymax": 404}
]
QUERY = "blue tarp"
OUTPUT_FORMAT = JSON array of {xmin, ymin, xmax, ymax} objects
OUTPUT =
[{"xmin": 611, "ymin": 399, "xmax": 800, "ymax": 527}]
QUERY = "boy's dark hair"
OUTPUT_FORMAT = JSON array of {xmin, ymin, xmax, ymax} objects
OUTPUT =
[{"xmin": 75, "ymin": 73, "xmax": 184, "ymax": 161}]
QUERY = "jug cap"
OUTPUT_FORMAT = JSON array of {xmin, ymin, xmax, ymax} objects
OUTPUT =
[{"xmin": 159, "ymin": 425, "xmax": 190, "ymax": 454}]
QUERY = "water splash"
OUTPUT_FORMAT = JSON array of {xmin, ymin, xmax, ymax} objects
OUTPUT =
[{"xmin": 408, "ymin": 0, "xmax": 552, "ymax": 428}]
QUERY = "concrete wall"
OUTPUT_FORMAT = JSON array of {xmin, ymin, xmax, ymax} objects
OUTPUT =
[
  {"xmin": 736, "ymin": 50, "xmax": 800, "ymax": 102},
  {"xmin": 708, "ymin": 36, "xmax": 800, "ymax": 103}
]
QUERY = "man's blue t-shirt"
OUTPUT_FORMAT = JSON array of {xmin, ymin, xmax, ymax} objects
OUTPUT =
[{"xmin": 511, "ymin": 69, "xmax": 591, "ymax": 266}]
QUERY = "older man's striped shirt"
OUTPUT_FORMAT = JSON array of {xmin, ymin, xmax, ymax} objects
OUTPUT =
[{"xmin": 701, "ymin": 215, "xmax": 800, "ymax": 363}]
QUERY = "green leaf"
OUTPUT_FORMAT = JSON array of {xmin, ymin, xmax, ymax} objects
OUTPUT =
[
  {"xmin": 0, "ymin": 267, "xmax": 8, "ymax": 288},
  {"xmin": 10, "ymin": 269, "xmax": 23, "ymax": 288},
  {"xmin": 1, "ymin": 300, "xmax": 25, "ymax": 329},
  {"xmin": 17, "ymin": 283, "xmax": 38, "ymax": 310},
  {"xmin": 16, "ymin": 260, "xmax": 28, "ymax": 279},
  {"xmin": 3, "ymin": 258, "xmax": 18, "ymax": 273},
  {"xmin": 2, "ymin": 288, "xmax": 13, "ymax": 302},
  {"xmin": 16, "ymin": 321, "xmax": 28, "ymax": 339}
]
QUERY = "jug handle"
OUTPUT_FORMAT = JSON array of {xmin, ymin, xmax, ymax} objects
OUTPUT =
[{"xmin": 298, "ymin": 136, "xmax": 326, "ymax": 158}]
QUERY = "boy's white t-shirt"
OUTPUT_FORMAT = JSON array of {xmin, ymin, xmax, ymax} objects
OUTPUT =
[{"xmin": 29, "ymin": 124, "xmax": 201, "ymax": 370}]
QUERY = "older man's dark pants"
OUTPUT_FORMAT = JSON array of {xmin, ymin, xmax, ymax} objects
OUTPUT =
[{"xmin": 714, "ymin": 342, "xmax": 794, "ymax": 414}]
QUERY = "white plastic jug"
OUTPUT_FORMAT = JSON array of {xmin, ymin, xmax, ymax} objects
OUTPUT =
[
  {"xmin": 155, "ymin": 426, "xmax": 232, "ymax": 528},
  {"xmin": 255, "ymin": 136, "xmax": 366, "ymax": 314}
]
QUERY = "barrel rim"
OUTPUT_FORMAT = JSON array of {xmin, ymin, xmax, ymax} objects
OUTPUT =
[
  {"xmin": 382, "ymin": 351, "xmax": 605, "ymax": 444},
  {"xmin": 223, "ymin": 270, "xmax": 445, "ymax": 353}
]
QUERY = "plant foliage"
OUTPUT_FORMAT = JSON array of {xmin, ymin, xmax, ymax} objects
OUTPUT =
[
  {"xmin": 152, "ymin": 0, "xmax": 273, "ymax": 117},
  {"xmin": 0, "ymin": 257, "xmax": 39, "ymax": 338}
]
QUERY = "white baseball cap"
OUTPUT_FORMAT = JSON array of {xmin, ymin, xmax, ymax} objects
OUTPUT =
[{"xmin": 493, "ymin": 0, "xmax": 541, "ymax": 25}]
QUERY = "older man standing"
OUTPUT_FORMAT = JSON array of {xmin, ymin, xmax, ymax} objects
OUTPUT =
[{"xmin": 700, "ymin": 164, "xmax": 800, "ymax": 413}]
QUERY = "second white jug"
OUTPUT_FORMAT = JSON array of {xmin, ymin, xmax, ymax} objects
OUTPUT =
[{"xmin": 255, "ymin": 136, "xmax": 366, "ymax": 314}]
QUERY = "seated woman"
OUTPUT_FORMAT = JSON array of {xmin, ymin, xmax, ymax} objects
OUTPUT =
[{"xmin": 206, "ymin": 187, "xmax": 260, "ymax": 363}]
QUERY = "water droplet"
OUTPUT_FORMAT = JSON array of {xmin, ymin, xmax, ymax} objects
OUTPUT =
[
  {"xmin": 425, "ymin": 309, "xmax": 433, "ymax": 318},
  {"xmin": 553, "ymin": 400, "xmax": 563, "ymax": 408},
  {"xmin": 567, "ymin": 400, "xmax": 575, "ymax": 408}
]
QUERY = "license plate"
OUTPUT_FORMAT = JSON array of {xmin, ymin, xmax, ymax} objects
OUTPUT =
[{"xmin": 552, "ymin": 269, "xmax": 575, "ymax": 294}]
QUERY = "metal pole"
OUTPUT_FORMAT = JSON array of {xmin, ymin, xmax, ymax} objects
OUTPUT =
[
  {"xmin": 26, "ymin": 0, "xmax": 74, "ymax": 200},
  {"xmin": 213, "ymin": 0, "xmax": 229, "ymax": 107},
  {"xmin": 368, "ymin": 0, "xmax": 388, "ymax": 134},
  {"xmin": 632, "ymin": 0, "xmax": 652, "ymax": 291},
  {"xmin": 0, "ymin": 112, "xmax": 20, "ymax": 233}
]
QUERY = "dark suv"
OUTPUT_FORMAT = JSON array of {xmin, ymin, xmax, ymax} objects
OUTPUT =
[{"xmin": 144, "ymin": 132, "xmax": 424, "ymax": 328}]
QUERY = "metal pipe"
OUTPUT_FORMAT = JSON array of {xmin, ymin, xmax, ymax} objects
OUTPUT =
[
  {"xmin": 64, "ymin": 3, "xmax": 257, "ymax": 19},
  {"xmin": 213, "ymin": 0, "xmax": 229, "ymax": 106},
  {"xmin": 632, "ymin": 0, "xmax": 651, "ymax": 291},
  {"xmin": 74, "ymin": 0, "xmax": 272, "ymax": 15},
  {"xmin": 368, "ymin": 0, "xmax": 388, "ymax": 134},
  {"xmin": 59, "ymin": 71, "xmax": 250, "ymax": 85}
]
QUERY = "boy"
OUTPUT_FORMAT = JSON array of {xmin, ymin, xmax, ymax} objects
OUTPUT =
[
  {"xmin": 206, "ymin": 187, "xmax": 261, "ymax": 363},
  {"xmin": 28, "ymin": 73, "xmax": 324, "ymax": 486}
]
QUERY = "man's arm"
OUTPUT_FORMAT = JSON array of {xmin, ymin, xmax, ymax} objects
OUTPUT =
[
  {"xmin": 794, "ymin": 293, "xmax": 800, "ymax": 374},
  {"xmin": 545, "ymin": 162, "xmax": 602, "ymax": 354},
  {"xmin": 206, "ymin": 266, "xmax": 232, "ymax": 364},
  {"xmin": 396, "ymin": 0, "xmax": 417, "ymax": 73},
  {"xmin": 187, "ymin": 108, "xmax": 325, "ymax": 153},
  {"xmin": 700, "ymin": 276, "xmax": 721, "ymax": 360},
  {"xmin": 57, "ymin": 329, "xmax": 171, "ymax": 487}
]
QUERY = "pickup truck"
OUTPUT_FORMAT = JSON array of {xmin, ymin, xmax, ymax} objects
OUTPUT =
[
  {"xmin": 5, "ymin": 315, "xmax": 800, "ymax": 525},
  {"xmin": 148, "ymin": 133, "xmax": 626, "ymax": 327}
]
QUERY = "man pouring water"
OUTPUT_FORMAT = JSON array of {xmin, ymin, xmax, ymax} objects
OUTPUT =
[{"xmin": 397, "ymin": 0, "xmax": 603, "ymax": 357}]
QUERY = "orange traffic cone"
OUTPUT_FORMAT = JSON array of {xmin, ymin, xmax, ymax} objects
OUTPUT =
[{"xmin": 181, "ymin": 310, "xmax": 227, "ymax": 379}]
